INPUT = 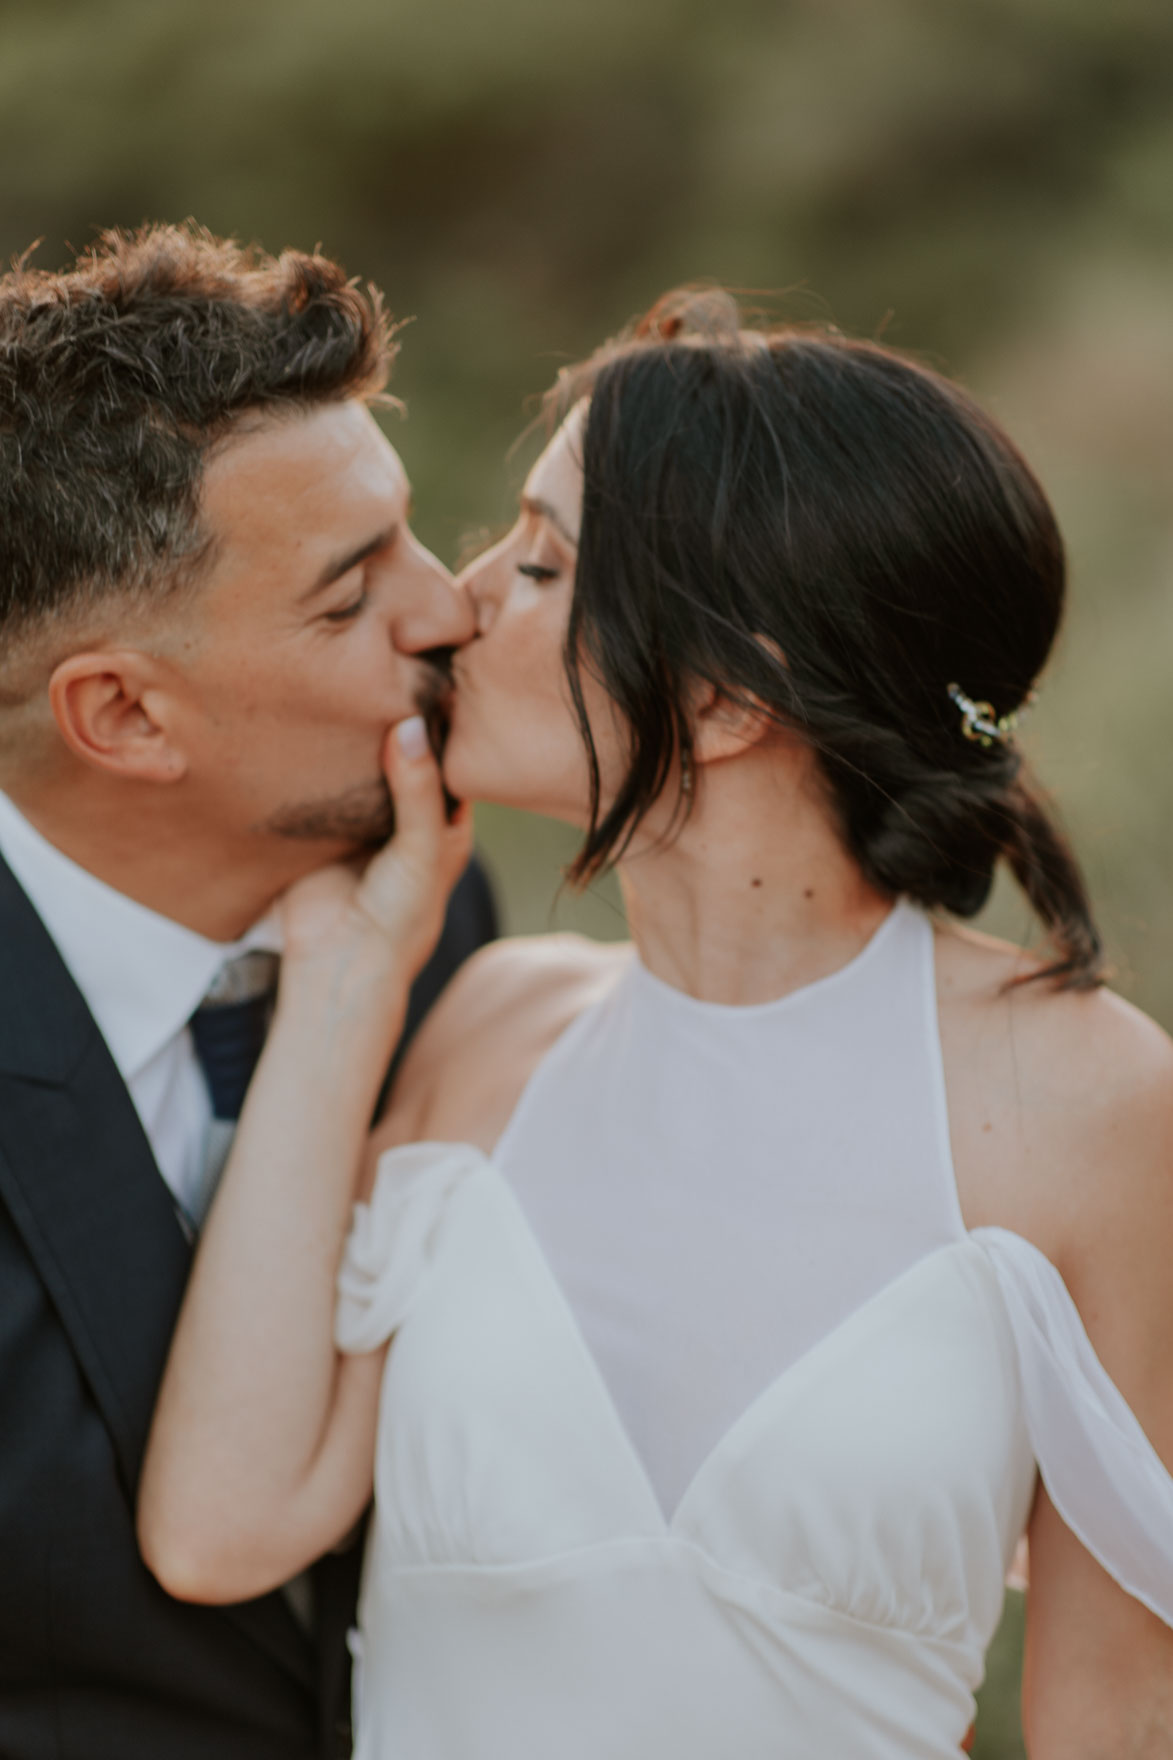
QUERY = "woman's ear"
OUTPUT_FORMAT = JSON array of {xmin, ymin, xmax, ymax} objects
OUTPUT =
[
  {"xmin": 48, "ymin": 649, "xmax": 189, "ymax": 784},
  {"xmin": 691, "ymin": 636, "xmax": 790, "ymax": 768},
  {"xmin": 691, "ymin": 688, "xmax": 773, "ymax": 767}
]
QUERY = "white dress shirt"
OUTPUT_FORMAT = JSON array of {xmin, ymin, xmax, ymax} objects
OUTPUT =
[{"xmin": 0, "ymin": 790, "xmax": 281, "ymax": 1222}]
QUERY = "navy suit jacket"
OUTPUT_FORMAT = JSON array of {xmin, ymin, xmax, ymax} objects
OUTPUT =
[{"xmin": 0, "ymin": 852, "xmax": 496, "ymax": 1760}]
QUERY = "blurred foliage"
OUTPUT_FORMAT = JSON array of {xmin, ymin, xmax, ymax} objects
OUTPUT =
[
  {"xmin": 6, "ymin": 0, "xmax": 1168, "ymax": 1013},
  {"xmin": 973, "ymin": 1591, "xmax": 1027, "ymax": 1760},
  {"xmin": 3, "ymin": 3, "xmax": 1172, "ymax": 1747}
]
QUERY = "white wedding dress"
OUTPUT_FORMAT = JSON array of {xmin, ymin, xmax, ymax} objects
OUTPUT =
[{"xmin": 335, "ymin": 902, "xmax": 1173, "ymax": 1758}]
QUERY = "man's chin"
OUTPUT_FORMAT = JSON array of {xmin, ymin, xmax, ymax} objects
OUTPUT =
[
  {"xmin": 259, "ymin": 778, "xmax": 395, "ymax": 848},
  {"xmin": 259, "ymin": 678, "xmax": 456, "ymax": 849}
]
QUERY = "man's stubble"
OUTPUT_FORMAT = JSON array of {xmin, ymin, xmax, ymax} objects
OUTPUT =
[{"xmin": 259, "ymin": 657, "xmax": 456, "ymax": 847}]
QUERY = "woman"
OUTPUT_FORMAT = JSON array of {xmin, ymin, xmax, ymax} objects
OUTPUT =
[{"xmin": 140, "ymin": 290, "xmax": 1173, "ymax": 1757}]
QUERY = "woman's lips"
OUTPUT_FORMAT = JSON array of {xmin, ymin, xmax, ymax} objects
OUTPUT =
[
  {"xmin": 423, "ymin": 689, "xmax": 462, "ymax": 820},
  {"xmin": 423, "ymin": 692, "xmax": 451, "ymax": 763}
]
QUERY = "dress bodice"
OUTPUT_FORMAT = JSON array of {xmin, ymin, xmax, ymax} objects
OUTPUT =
[
  {"xmin": 491, "ymin": 900, "xmax": 967, "ymax": 1516},
  {"xmin": 335, "ymin": 907, "xmax": 1173, "ymax": 1758}
]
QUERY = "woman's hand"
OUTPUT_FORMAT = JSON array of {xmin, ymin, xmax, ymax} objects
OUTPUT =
[
  {"xmin": 138, "ymin": 714, "xmax": 473, "ymax": 1603},
  {"xmin": 280, "ymin": 714, "xmax": 473, "ymax": 985}
]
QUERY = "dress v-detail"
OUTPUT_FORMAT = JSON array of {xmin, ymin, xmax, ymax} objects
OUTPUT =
[{"xmin": 335, "ymin": 903, "xmax": 1173, "ymax": 1759}]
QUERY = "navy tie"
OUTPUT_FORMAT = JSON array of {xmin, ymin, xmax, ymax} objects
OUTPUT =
[{"xmin": 189, "ymin": 951, "xmax": 280, "ymax": 1121}]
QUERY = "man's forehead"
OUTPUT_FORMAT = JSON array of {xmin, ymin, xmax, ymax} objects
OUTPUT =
[
  {"xmin": 215, "ymin": 398, "xmax": 398, "ymax": 471},
  {"xmin": 193, "ymin": 403, "xmax": 411, "ymax": 610},
  {"xmin": 202, "ymin": 402, "xmax": 407, "ymax": 535}
]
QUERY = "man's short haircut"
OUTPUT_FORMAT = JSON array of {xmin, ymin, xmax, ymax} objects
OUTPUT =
[{"xmin": 0, "ymin": 222, "xmax": 394, "ymax": 653}]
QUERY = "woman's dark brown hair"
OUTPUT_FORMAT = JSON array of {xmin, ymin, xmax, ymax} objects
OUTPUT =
[{"xmin": 548, "ymin": 287, "xmax": 1102, "ymax": 988}]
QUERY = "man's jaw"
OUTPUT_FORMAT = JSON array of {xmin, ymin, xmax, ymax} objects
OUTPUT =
[
  {"xmin": 260, "ymin": 658, "xmax": 461, "ymax": 847},
  {"xmin": 260, "ymin": 775, "xmax": 395, "ymax": 847}
]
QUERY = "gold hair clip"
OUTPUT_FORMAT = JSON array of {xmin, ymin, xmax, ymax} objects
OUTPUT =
[{"xmin": 946, "ymin": 683, "xmax": 1027, "ymax": 748}]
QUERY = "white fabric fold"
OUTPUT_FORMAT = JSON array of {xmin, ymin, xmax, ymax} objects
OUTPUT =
[
  {"xmin": 331, "ymin": 1149, "xmax": 1173, "ymax": 1755},
  {"xmin": 334, "ymin": 1143, "xmax": 483, "ymax": 1354},
  {"xmin": 973, "ymin": 1225, "xmax": 1173, "ymax": 1627}
]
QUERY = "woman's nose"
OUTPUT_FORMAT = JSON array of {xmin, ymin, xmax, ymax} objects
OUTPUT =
[
  {"xmin": 434, "ymin": 570, "xmax": 478, "ymax": 647},
  {"xmin": 457, "ymin": 549, "xmax": 504, "ymax": 637},
  {"xmin": 472, "ymin": 583, "xmax": 497, "ymax": 637}
]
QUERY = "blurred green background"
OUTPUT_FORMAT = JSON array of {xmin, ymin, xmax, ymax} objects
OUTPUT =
[{"xmin": 4, "ymin": 1, "xmax": 1172, "ymax": 1749}]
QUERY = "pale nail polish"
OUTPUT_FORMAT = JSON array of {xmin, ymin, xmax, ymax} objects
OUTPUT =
[{"xmin": 395, "ymin": 715, "xmax": 429, "ymax": 760}]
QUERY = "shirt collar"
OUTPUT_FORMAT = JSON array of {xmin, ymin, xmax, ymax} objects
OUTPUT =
[{"xmin": 0, "ymin": 791, "xmax": 282, "ymax": 1081}]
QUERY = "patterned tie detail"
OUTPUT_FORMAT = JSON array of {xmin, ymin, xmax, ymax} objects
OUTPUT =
[{"xmin": 189, "ymin": 951, "xmax": 280, "ymax": 1121}]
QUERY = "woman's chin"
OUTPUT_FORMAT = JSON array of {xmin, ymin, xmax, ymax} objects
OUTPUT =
[
  {"xmin": 441, "ymin": 728, "xmax": 591, "ymax": 821},
  {"xmin": 443, "ymin": 766, "xmax": 518, "ymax": 812},
  {"xmin": 441, "ymin": 761, "xmax": 579, "ymax": 823},
  {"xmin": 439, "ymin": 742, "xmax": 476, "ymax": 805},
  {"xmin": 441, "ymin": 753, "xmax": 508, "ymax": 811},
  {"xmin": 442, "ymin": 732, "xmax": 516, "ymax": 811}
]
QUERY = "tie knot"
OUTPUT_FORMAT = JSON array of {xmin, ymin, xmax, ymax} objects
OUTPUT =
[
  {"xmin": 201, "ymin": 949, "xmax": 281, "ymax": 1007},
  {"xmin": 189, "ymin": 952, "xmax": 280, "ymax": 1121}
]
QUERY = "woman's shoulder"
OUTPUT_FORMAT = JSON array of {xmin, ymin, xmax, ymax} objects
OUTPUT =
[
  {"xmin": 934, "ymin": 918, "xmax": 1173, "ymax": 1138},
  {"xmin": 374, "ymin": 932, "xmax": 631, "ymax": 1155},
  {"xmin": 935, "ymin": 919, "xmax": 1173, "ymax": 1439}
]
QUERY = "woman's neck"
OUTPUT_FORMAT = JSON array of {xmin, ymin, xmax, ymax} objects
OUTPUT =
[{"xmin": 617, "ymin": 746, "xmax": 892, "ymax": 1006}]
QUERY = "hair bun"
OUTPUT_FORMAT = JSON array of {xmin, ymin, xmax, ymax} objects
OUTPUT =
[
  {"xmin": 859, "ymin": 769, "xmax": 1016, "ymax": 918},
  {"xmin": 633, "ymin": 286, "xmax": 742, "ymax": 348}
]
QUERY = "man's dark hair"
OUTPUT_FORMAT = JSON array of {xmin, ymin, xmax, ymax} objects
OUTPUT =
[
  {"xmin": 547, "ymin": 286, "xmax": 1103, "ymax": 989},
  {"xmin": 0, "ymin": 222, "xmax": 393, "ymax": 654}
]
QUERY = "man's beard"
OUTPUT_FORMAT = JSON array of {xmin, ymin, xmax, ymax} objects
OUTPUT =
[{"xmin": 261, "ymin": 658, "xmax": 455, "ymax": 849}]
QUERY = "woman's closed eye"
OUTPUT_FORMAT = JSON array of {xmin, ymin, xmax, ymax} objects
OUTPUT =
[{"xmin": 516, "ymin": 562, "xmax": 560, "ymax": 584}]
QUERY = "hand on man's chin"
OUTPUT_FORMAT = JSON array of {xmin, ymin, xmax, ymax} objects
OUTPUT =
[
  {"xmin": 262, "ymin": 664, "xmax": 460, "ymax": 852},
  {"xmin": 260, "ymin": 734, "xmax": 459, "ymax": 851}
]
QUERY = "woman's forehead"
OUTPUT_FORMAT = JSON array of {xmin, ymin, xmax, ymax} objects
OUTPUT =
[{"xmin": 523, "ymin": 409, "xmax": 585, "ymax": 543}]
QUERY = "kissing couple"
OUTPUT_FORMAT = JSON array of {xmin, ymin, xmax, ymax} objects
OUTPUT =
[{"xmin": 3, "ymin": 224, "xmax": 1172, "ymax": 1760}]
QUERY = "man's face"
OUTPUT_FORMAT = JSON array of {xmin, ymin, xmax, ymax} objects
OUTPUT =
[{"xmin": 165, "ymin": 400, "xmax": 473, "ymax": 854}]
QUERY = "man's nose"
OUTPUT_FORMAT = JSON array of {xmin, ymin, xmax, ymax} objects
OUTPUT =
[{"xmin": 394, "ymin": 539, "xmax": 477, "ymax": 652}]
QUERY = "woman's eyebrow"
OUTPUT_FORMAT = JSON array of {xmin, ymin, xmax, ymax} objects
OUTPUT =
[{"xmin": 521, "ymin": 495, "xmax": 578, "ymax": 547}]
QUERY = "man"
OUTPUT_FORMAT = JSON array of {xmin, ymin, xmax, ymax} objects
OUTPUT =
[{"xmin": 0, "ymin": 224, "xmax": 496, "ymax": 1760}]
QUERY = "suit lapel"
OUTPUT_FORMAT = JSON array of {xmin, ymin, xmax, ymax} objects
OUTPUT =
[{"xmin": 0, "ymin": 853, "xmax": 314, "ymax": 1689}]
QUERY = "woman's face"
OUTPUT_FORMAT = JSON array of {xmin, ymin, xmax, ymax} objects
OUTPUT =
[{"xmin": 444, "ymin": 407, "xmax": 626, "ymax": 822}]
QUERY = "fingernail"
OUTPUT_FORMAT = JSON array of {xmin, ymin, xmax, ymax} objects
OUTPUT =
[{"xmin": 395, "ymin": 715, "xmax": 429, "ymax": 761}]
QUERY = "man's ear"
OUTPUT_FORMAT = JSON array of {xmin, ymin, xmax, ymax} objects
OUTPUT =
[{"xmin": 47, "ymin": 650, "xmax": 189, "ymax": 783}]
